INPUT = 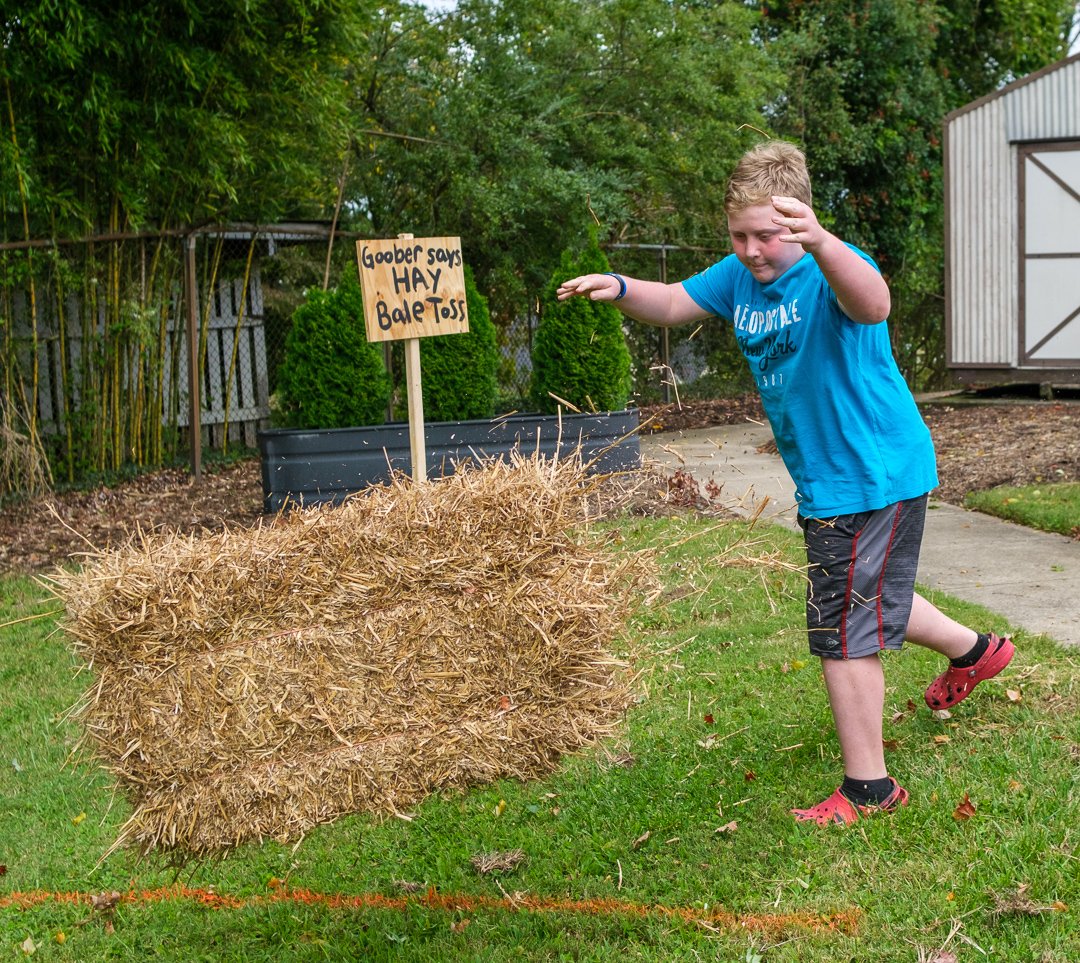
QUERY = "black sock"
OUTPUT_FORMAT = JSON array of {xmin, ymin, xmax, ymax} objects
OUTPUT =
[
  {"xmin": 840, "ymin": 775, "xmax": 895, "ymax": 807},
  {"xmin": 951, "ymin": 632, "xmax": 992, "ymax": 668}
]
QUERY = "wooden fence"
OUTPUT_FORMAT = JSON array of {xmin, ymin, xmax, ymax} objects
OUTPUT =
[{"xmin": 6, "ymin": 251, "xmax": 271, "ymax": 453}]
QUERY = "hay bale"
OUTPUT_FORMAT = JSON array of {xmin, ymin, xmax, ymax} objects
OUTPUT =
[{"xmin": 49, "ymin": 455, "xmax": 651, "ymax": 858}]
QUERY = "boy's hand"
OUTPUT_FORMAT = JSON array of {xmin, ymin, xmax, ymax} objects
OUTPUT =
[
  {"xmin": 771, "ymin": 195, "xmax": 890, "ymax": 323},
  {"xmin": 556, "ymin": 274, "xmax": 621, "ymax": 302},
  {"xmin": 771, "ymin": 195, "xmax": 829, "ymax": 252}
]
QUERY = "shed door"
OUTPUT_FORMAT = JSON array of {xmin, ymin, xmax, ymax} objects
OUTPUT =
[{"xmin": 1020, "ymin": 142, "xmax": 1080, "ymax": 366}]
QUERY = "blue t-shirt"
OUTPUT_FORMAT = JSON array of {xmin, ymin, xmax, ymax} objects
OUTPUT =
[{"xmin": 682, "ymin": 248, "xmax": 937, "ymax": 517}]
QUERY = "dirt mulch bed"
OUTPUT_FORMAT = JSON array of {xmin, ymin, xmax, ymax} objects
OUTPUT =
[
  {"xmin": 1, "ymin": 396, "xmax": 1077, "ymax": 575},
  {"xmin": 921, "ymin": 400, "xmax": 1079, "ymax": 503}
]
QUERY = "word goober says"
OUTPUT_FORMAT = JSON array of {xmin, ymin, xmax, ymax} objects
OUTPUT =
[{"xmin": 356, "ymin": 236, "xmax": 469, "ymax": 343}]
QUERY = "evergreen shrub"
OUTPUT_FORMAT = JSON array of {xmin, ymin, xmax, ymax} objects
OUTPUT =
[
  {"xmin": 531, "ymin": 230, "xmax": 632, "ymax": 415},
  {"xmin": 401, "ymin": 266, "xmax": 499, "ymax": 422},
  {"xmin": 275, "ymin": 278, "xmax": 391, "ymax": 429}
]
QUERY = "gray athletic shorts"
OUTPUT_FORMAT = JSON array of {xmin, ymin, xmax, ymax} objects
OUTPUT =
[{"xmin": 798, "ymin": 495, "xmax": 928, "ymax": 660}]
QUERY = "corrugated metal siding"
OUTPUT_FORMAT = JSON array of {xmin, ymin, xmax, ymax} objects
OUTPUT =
[
  {"xmin": 949, "ymin": 102, "xmax": 1017, "ymax": 366},
  {"xmin": 1006, "ymin": 60, "xmax": 1080, "ymax": 141},
  {"xmin": 947, "ymin": 57, "xmax": 1080, "ymax": 369}
]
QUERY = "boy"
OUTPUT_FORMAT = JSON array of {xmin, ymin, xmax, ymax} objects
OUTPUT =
[{"xmin": 557, "ymin": 140, "xmax": 1014, "ymax": 825}]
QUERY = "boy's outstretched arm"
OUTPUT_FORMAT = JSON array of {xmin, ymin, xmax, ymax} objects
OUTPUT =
[
  {"xmin": 771, "ymin": 196, "xmax": 891, "ymax": 324},
  {"xmin": 556, "ymin": 274, "xmax": 709, "ymax": 328}
]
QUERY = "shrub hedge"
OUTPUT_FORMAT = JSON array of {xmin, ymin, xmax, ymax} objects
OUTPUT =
[
  {"xmin": 274, "ymin": 278, "xmax": 391, "ymax": 429},
  {"xmin": 531, "ymin": 230, "xmax": 632, "ymax": 414},
  {"xmin": 401, "ymin": 265, "xmax": 499, "ymax": 422}
]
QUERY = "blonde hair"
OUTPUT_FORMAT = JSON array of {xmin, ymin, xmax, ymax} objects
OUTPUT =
[{"xmin": 724, "ymin": 140, "xmax": 812, "ymax": 215}]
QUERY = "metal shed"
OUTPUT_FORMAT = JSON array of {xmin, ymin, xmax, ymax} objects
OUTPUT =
[{"xmin": 945, "ymin": 52, "xmax": 1080, "ymax": 387}]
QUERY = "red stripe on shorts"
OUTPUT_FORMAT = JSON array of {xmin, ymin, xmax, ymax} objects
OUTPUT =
[
  {"xmin": 875, "ymin": 503, "xmax": 904, "ymax": 650},
  {"xmin": 840, "ymin": 528, "xmax": 863, "ymax": 659}
]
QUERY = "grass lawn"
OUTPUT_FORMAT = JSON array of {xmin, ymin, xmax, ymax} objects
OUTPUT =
[
  {"xmin": 965, "ymin": 482, "xmax": 1080, "ymax": 538},
  {"xmin": 1, "ymin": 516, "xmax": 1077, "ymax": 962}
]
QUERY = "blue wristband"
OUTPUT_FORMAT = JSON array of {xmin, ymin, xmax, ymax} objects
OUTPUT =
[{"xmin": 604, "ymin": 273, "xmax": 627, "ymax": 301}]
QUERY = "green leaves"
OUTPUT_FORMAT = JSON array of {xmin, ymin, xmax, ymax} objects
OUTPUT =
[
  {"xmin": 348, "ymin": 0, "xmax": 777, "ymax": 325},
  {"xmin": 1, "ymin": 0, "xmax": 362, "ymax": 236},
  {"xmin": 760, "ymin": 0, "xmax": 1075, "ymax": 388},
  {"xmin": 531, "ymin": 228, "xmax": 632, "ymax": 414},
  {"xmin": 275, "ymin": 277, "xmax": 391, "ymax": 429}
]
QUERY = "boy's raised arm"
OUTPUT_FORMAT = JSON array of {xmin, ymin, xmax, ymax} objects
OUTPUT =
[
  {"xmin": 771, "ymin": 196, "xmax": 891, "ymax": 324},
  {"xmin": 556, "ymin": 273, "xmax": 709, "ymax": 328}
]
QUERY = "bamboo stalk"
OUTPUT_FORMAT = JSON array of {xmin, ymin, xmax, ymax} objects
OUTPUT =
[
  {"xmin": 4, "ymin": 76, "xmax": 40, "ymax": 445},
  {"xmin": 109, "ymin": 204, "xmax": 122, "ymax": 471},
  {"xmin": 51, "ymin": 233, "xmax": 75, "ymax": 483},
  {"xmin": 149, "ymin": 237, "xmax": 174, "ymax": 465},
  {"xmin": 220, "ymin": 235, "xmax": 257, "ymax": 453}
]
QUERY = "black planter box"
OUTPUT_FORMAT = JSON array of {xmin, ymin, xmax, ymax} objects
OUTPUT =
[{"xmin": 258, "ymin": 408, "xmax": 641, "ymax": 513}]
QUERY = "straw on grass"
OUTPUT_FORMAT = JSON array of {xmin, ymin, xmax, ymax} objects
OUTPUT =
[{"xmin": 48, "ymin": 454, "xmax": 654, "ymax": 860}]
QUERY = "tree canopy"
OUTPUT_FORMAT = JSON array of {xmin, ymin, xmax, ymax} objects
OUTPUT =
[
  {"xmin": 0, "ymin": 0, "xmax": 363, "ymax": 236},
  {"xmin": 346, "ymin": 0, "xmax": 779, "ymax": 322},
  {"xmin": 759, "ymin": 0, "xmax": 1077, "ymax": 385},
  {"xmin": 2, "ymin": 0, "xmax": 1077, "ymax": 387}
]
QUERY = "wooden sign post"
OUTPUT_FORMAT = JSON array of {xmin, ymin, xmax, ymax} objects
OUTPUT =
[{"xmin": 356, "ymin": 234, "xmax": 469, "ymax": 483}]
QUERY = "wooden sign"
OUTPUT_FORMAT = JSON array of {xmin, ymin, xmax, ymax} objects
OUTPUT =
[{"xmin": 356, "ymin": 236, "xmax": 469, "ymax": 343}]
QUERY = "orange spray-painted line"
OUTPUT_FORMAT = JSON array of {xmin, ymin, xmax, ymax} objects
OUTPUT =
[{"xmin": 0, "ymin": 885, "xmax": 860, "ymax": 936}]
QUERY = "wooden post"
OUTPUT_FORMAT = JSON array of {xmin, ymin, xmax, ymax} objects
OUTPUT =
[
  {"xmin": 356, "ymin": 232, "xmax": 467, "ymax": 484},
  {"xmin": 659, "ymin": 243, "xmax": 671, "ymax": 405},
  {"xmin": 398, "ymin": 233, "xmax": 427, "ymax": 483},
  {"xmin": 185, "ymin": 233, "xmax": 202, "ymax": 482},
  {"xmin": 404, "ymin": 336, "xmax": 426, "ymax": 483}
]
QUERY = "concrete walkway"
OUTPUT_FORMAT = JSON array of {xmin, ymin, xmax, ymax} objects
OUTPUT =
[{"xmin": 640, "ymin": 423, "xmax": 1080, "ymax": 646}]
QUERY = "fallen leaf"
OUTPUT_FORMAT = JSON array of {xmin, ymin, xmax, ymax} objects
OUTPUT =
[
  {"xmin": 11, "ymin": 759, "xmax": 22, "ymax": 773},
  {"xmin": 1052, "ymin": 901, "xmax": 1068, "ymax": 912},
  {"xmin": 632, "ymin": 830, "xmax": 651, "ymax": 850},
  {"xmin": 932, "ymin": 708, "xmax": 952, "ymax": 721},
  {"xmin": 791, "ymin": 658, "xmax": 807, "ymax": 671},
  {"xmin": 946, "ymin": 891, "xmax": 955, "ymax": 901},
  {"xmin": 267, "ymin": 877, "xmax": 284, "ymax": 891},
  {"xmin": 714, "ymin": 821, "xmax": 738, "ymax": 835},
  {"xmin": 907, "ymin": 699, "xmax": 917, "ymax": 712},
  {"xmin": 103, "ymin": 920, "xmax": 115, "ymax": 935},
  {"xmin": 0, "ymin": 864, "xmax": 6, "ymax": 875},
  {"xmin": 71, "ymin": 811, "xmax": 86, "ymax": 826},
  {"xmin": 20, "ymin": 936, "xmax": 35, "ymax": 955},
  {"xmin": 932, "ymin": 734, "xmax": 951, "ymax": 745},
  {"xmin": 891, "ymin": 710, "xmax": 906, "ymax": 723},
  {"xmin": 1005, "ymin": 689, "xmax": 1022, "ymax": 703},
  {"xmin": 703, "ymin": 713, "xmax": 715, "ymax": 725},
  {"xmin": 497, "ymin": 696, "xmax": 511, "ymax": 711},
  {"xmin": 90, "ymin": 891, "xmax": 121, "ymax": 914},
  {"xmin": 1008, "ymin": 779, "xmax": 1024, "ymax": 792},
  {"xmin": 53, "ymin": 933, "xmax": 66, "ymax": 946},
  {"xmin": 744, "ymin": 770, "xmax": 757, "ymax": 782},
  {"xmin": 493, "ymin": 799, "xmax": 506, "ymax": 817},
  {"xmin": 450, "ymin": 919, "xmax": 471, "ymax": 933},
  {"xmin": 927, "ymin": 951, "xmax": 958, "ymax": 963},
  {"xmin": 882, "ymin": 739, "xmax": 900, "ymax": 751},
  {"xmin": 953, "ymin": 793, "xmax": 977, "ymax": 821}
]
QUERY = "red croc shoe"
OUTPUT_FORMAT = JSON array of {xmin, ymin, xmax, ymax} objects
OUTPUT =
[
  {"xmin": 791, "ymin": 778, "xmax": 909, "ymax": 826},
  {"xmin": 924, "ymin": 633, "xmax": 1015, "ymax": 710}
]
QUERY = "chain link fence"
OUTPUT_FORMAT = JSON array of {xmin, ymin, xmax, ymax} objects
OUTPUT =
[{"xmin": 0, "ymin": 226, "xmax": 734, "ymax": 497}]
